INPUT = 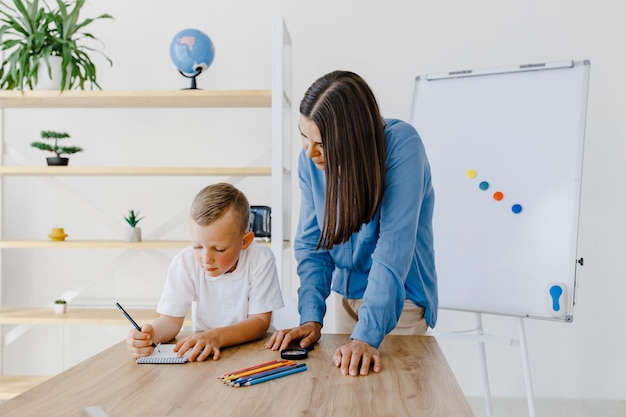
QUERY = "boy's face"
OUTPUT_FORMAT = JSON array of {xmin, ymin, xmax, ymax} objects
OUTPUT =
[{"xmin": 190, "ymin": 210, "xmax": 253, "ymax": 277}]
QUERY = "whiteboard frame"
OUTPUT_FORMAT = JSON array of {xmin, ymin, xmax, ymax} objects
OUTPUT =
[{"xmin": 410, "ymin": 60, "xmax": 590, "ymax": 322}]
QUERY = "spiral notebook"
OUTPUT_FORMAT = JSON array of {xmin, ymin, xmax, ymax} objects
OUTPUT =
[{"xmin": 136, "ymin": 344, "xmax": 190, "ymax": 364}]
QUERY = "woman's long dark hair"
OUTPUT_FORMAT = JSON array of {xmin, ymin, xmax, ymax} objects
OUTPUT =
[{"xmin": 300, "ymin": 70, "xmax": 386, "ymax": 250}]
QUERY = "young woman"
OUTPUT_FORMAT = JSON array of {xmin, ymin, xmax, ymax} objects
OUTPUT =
[{"xmin": 266, "ymin": 70, "xmax": 438, "ymax": 377}]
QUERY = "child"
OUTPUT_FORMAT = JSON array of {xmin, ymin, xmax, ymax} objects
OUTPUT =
[{"xmin": 126, "ymin": 182, "xmax": 284, "ymax": 361}]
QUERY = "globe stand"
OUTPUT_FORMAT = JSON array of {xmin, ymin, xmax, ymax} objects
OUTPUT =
[{"xmin": 178, "ymin": 67, "xmax": 203, "ymax": 90}]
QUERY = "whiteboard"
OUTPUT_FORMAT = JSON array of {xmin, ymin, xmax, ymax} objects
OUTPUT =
[{"xmin": 410, "ymin": 60, "xmax": 590, "ymax": 322}]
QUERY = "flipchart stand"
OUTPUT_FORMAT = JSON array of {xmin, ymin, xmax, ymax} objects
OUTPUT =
[
  {"xmin": 429, "ymin": 313, "xmax": 536, "ymax": 417},
  {"xmin": 412, "ymin": 60, "xmax": 591, "ymax": 417}
]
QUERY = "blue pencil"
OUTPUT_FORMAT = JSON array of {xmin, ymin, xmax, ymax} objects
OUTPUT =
[
  {"xmin": 239, "ymin": 364, "xmax": 308, "ymax": 387},
  {"xmin": 231, "ymin": 363, "xmax": 306, "ymax": 386}
]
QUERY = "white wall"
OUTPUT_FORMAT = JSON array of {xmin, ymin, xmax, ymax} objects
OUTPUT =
[{"xmin": 2, "ymin": 0, "xmax": 625, "ymax": 401}]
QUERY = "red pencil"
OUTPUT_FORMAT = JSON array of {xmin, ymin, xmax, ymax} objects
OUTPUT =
[{"xmin": 218, "ymin": 360, "xmax": 282, "ymax": 379}]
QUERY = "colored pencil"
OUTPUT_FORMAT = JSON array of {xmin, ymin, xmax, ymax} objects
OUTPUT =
[
  {"xmin": 239, "ymin": 364, "xmax": 308, "ymax": 387},
  {"xmin": 224, "ymin": 360, "xmax": 295, "ymax": 381},
  {"xmin": 115, "ymin": 302, "xmax": 160, "ymax": 352},
  {"xmin": 218, "ymin": 359, "xmax": 281, "ymax": 379},
  {"xmin": 230, "ymin": 363, "xmax": 305, "ymax": 387}
]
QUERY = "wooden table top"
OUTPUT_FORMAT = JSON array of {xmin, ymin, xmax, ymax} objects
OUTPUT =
[{"xmin": 0, "ymin": 334, "xmax": 474, "ymax": 417}]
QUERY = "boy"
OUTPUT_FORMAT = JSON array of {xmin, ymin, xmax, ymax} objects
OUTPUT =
[{"xmin": 127, "ymin": 182, "xmax": 284, "ymax": 361}]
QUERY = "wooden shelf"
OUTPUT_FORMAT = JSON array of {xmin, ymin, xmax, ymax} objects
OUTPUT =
[
  {"xmin": 0, "ymin": 166, "xmax": 271, "ymax": 176},
  {"xmin": 0, "ymin": 240, "xmax": 190, "ymax": 249},
  {"xmin": 0, "ymin": 239, "xmax": 274, "ymax": 249},
  {"xmin": 0, "ymin": 376, "xmax": 50, "ymax": 400},
  {"xmin": 0, "ymin": 307, "xmax": 191, "ymax": 326},
  {"xmin": 0, "ymin": 90, "xmax": 272, "ymax": 109}
]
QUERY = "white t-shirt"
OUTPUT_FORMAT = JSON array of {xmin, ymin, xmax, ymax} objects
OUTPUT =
[{"xmin": 157, "ymin": 241, "xmax": 284, "ymax": 331}]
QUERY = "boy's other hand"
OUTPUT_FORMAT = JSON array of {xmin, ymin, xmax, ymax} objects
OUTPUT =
[{"xmin": 174, "ymin": 333, "xmax": 221, "ymax": 362}]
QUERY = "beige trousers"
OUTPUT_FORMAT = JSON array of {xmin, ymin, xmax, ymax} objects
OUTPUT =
[{"xmin": 335, "ymin": 297, "xmax": 428, "ymax": 336}]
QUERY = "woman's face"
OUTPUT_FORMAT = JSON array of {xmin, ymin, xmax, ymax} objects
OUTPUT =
[{"xmin": 299, "ymin": 115, "xmax": 325, "ymax": 170}]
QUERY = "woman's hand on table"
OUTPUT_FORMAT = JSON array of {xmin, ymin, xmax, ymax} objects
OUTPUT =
[
  {"xmin": 333, "ymin": 339, "xmax": 381, "ymax": 376},
  {"xmin": 265, "ymin": 321, "xmax": 321, "ymax": 351}
]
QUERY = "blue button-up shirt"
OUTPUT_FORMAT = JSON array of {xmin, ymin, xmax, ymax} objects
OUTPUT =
[{"xmin": 295, "ymin": 118, "xmax": 438, "ymax": 348}]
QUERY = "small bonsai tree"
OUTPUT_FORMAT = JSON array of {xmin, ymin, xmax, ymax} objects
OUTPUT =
[
  {"xmin": 124, "ymin": 209, "xmax": 144, "ymax": 228},
  {"xmin": 31, "ymin": 130, "xmax": 83, "ymax": 158}
]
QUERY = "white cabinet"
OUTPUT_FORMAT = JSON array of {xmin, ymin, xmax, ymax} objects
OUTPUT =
[{"xmin": 0, "ymin": 17, "xmax": 291, "ymax": 399}]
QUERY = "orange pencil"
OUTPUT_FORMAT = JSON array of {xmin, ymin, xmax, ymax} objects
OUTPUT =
[
  {"xmin": 218, "ymin": 360, "xmax": 281, "ymax": 379},
  {"xmin": 224, "ymin": 360, "xmax": 295, "ymax": 382}
]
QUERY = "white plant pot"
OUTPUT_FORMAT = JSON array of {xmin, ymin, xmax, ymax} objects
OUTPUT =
[
  {"xmin": 126, "ymin": 227, "xmax": 142, "ymax": 242},
  {"xmin": 35, "ymin": 56, "xmax": 69, "ymax": 90},
  {"xmin": 54, "ymin": 303, "xmax": 67, "ymax": 314}
]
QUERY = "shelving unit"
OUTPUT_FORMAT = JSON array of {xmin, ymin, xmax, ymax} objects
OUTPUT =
[{"xmin": 0, "ymin": 17, "xmax": 292, "ymax": 400}]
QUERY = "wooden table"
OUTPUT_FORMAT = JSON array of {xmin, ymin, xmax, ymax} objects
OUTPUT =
[{"xmin": 0, "ymin": 334, "xmax": 474, "ymax": 417}]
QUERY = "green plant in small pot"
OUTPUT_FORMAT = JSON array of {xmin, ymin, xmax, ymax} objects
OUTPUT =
[
  {"xmin": 124, "ymin": 209, "xmax": 144, "ymax": 242},
  {"xmin": 53, "ymin": 298, "xmax": 66, "ymax": 314},
  {"xmin": 0, "ymin": 0, "xmax": 113, "ymax": 91},
  {"xmin": 31, "ymin": 130, "xmax": 82, "ymax": 165}
]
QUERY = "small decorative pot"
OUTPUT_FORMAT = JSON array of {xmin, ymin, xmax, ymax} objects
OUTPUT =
[
  {"xmin": 54, "ymin": 303, "xmax": 67, "ymax": 314},
  {"xmin": 35, "ymin": 55, "xmax": 70, "ymax": 90},
  {"xmin": 46, "ymin": 157, "xmax": 70, "ymax": 166},
  {"xmin": 48, "ymin": 227, "xmax": 68, "ymax": 241},
  {"xmin": 126, "ymin": 227, "xmax": 142, "ymax": 242}
]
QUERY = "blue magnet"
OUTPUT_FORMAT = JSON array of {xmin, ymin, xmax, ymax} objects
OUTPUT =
[
  {"xmin": 479, "ymin": 181, "xmax": 489, "ymax": 190},
  {"xmin": 512, "ymin": 204, "xmax": 522, "ymax": 214},
  {"xmin": 548, "ymin": 283, "xmax": 567, "ymax": 318}
]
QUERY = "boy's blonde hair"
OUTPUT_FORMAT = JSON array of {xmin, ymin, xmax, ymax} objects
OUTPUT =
[{"xmin": 190, "ymin": 182, "xmax": 250, "ymax": 234}]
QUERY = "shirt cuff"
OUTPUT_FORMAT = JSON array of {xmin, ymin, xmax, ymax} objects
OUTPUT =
[{"xmin": 351, "ymin": 321, "xmax": 385, "ymax": 349}]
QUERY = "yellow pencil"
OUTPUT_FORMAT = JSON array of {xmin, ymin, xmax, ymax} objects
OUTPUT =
[
  {"xmin": 218, "ymin": 360, "xmax": 281, "ymax": 380},
  {"xmin": 223, "ymin": 360, "xmax": 295, "ymax": 382}
]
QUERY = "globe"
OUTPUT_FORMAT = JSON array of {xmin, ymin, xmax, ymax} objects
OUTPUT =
[{"xmin": 169, "ymin": 28, "xmax": 215, "ymax": 89}]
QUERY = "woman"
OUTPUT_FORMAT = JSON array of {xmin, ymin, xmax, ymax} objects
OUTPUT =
[{"xmin": 266, "ymin": 70, "xmax": 437, "ymax": 376}]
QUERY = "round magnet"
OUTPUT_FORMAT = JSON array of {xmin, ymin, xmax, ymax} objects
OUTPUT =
[{"xmin": 280, "ymin": 348, "xmax": 308, "ymax": 360}]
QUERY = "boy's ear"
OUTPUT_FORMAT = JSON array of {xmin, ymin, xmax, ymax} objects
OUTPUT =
[{"xmin": 241, "ymin": 231, "xmax": 255, "ymax": 249}]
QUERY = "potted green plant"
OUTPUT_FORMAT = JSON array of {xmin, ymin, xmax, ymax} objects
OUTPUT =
[
  {"xmin": 0, "ymin": 0, "xmax": 113, "ymax": 91},
  {"xmin": 31, "ymin": 130, "xmax": 82, "ymax": 165},
  {"xmin": 53, "ymin": 298, "xmax": 66, "ymax": 314},
  {"xmin": 124, "ymin": 209, "xmax": 144, "ymax": 242}
]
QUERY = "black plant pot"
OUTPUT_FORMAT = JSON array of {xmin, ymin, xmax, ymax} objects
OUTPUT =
[{"xmin": 46, "ymin": 157, "xmax": 69, "ymax": 166}]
